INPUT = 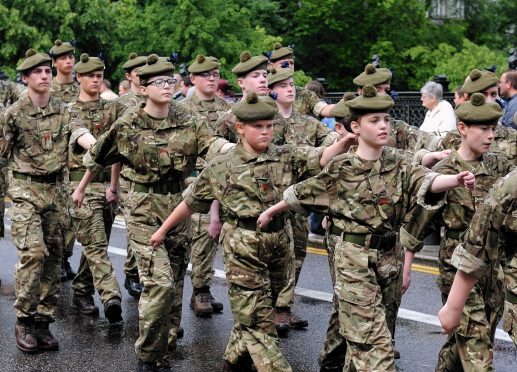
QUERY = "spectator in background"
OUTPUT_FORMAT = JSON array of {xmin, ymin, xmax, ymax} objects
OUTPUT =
[
  {"xmin": 100, "ymin": 79, "xmax": 118, "ymax": 100},
  {"xmin": 173, "ymin": 75, "xmax": 192, "ymax": 101},
  {"xmin": 216, "ymin": 79, "xmax": 235, "ymax": 103},
  {"xmin": 118, "ymin": 80, "xmax": 130, "ymax": 96},
  {"xmin": 499, "ymin": 69, "xmax": 517, "ymax": 129},
  {"xmin": 305, "ymin": 80, "xmax": 336, "ymax": 129},
  {"xmin": 419, "ymin": 81, "xmax": 457, "ymax": 137},
  {"xmin": 454, "ymin": 86, "xmax": 467, "ymax": 107}
]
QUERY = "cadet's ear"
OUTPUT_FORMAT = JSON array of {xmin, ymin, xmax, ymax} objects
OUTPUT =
[
  {"xmin": 140, "ymin": 85, "xmax": 147, "ymax": 96},
  {"xmin": 235, "ymin": 121, "xmax": 245, "ymax": 135},
  {"xmin": 457, "ymin": 121, "xmax": 468, "ymax": 136},
  {"xmin": 237, "ymin": 77, "xmax": 245, "ymax": 90},
  {"xmin": 334, "ymin": 122, "xmax": 346, "ymax": 137},
  {"xmin": 351, "ymin": 120, "xmax": 361, "ymax": 134}
]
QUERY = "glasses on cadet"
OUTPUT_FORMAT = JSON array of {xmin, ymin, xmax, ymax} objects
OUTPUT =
[
  {"xmin": 196, "ymin": 72, "xmax": 221, "ymax": 79},
  {"xmin": 146, "ymin": 78, "xmax": 177, "ymax": 88}
]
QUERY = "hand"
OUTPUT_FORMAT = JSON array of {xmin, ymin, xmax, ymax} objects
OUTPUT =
[
  {"xmin": 401, "ymin": 270, "xmax": 411, "ymax": 295},
  {"xmin": 257, "ymin": 211, "xmax": 272, "ymax": 229},
  {"xmin": 208, "ymin": 219, "xmax": 222, "ymax": 240},
  {"xmin": 456, "ymin": 171, "xmax": 476, "ymax": 191},
  {"xmin": 434, "ymin": 149, "xmax": 451, "ymax": 162},
  {"xmin": 105, "ymin": 188, "xmax": 119, "ymax": 204},
  {"xmin": 72, "ymin": 188, "xmax": 86, "ymax": 208},
  {"xmin": 150, "ymin": 229, "xmax": 166, "ymax": 248},
  {"xmin": 438, "ymin": 304, "xmax": 462, "ymax": 334}
]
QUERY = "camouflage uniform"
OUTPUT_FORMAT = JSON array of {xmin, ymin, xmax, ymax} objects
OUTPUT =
[
  {"xmin": 84, "ymin": 101, "xmax": 225, "ymax": 367},
  {"xmin": 284, "ymin": 146, "xmax": 445, "ymax": 372},
  {"xmin": 116, "ymin": 91, "xmax": 145, "ymax": 108},
  {"xmin": 274, "ymin": 111, "xmax": 338, "ymax": 309},
  {"xmin": 68, "ymin": 98, "xmax": 127, "ymax": 304},
  {"xmin": 451, "ymin": 170, "xmax": 517, "ymax": 346},
  {"xmin": 294, "ymin": 86, "xmax": 327, "ymax": 117},
  {"xmin": 180, "ymin": 94, "xmax": 230, "ymax": 293},
  {"xmin": 184, "ymin": 142, "xmax": 324, "ymax": 371},
  {"xmin": 0, "ymin": 95, "xmax": 87, "ymax": 322},
  {"xmin": 402, "ymin": 150, "xmax": 513, "ymax": 371}
]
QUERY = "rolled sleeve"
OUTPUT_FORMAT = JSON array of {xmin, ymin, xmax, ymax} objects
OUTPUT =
[
  {"xmin": 313, "ymin": 101, "xmax": 328, "ymax": 117},
  {"xmin": 416, "ymin": 171, "xmax": 446, "ymax": 210},
  {"xmin": 283, "ymin": 185, "xmax": 307, "ymax": 216},
  {"xmin": 83, "ymin": 151, "xmax": 105, "ymax": 175},
  {"xmin": 400, "ymin": 226, "xmax": 425, "ymax": 253},
  {"xmin": 451, "ymin": 243, "xmax": 488, "ymax": 279}
]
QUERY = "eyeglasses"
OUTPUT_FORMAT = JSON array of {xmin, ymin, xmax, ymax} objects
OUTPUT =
[
  {"xmin": 146, "ymin": 78, "xmax": 177, "ymax": 88},
  {"xmin": 196, "ymin": 72, "xmax": 220, "ymax": 79}
]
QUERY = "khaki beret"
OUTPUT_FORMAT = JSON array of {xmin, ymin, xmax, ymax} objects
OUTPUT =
[
  {"xmin": 455, "ymin": 93, "xmax": 502, "ymax": 124},
  {"xmin": 267, "ymin": 67, "xmax": 294, "ymax": 86},
  {"xmin": 345, "ymin": 84, "xmax": 394, "ymax": 114},
  {"xmin": 122, "ymin": 52, "xmax": 147, "ymax": 72},
  {"xmin": 188, "ymin": 55, "xmax": 221, "ymax": 74},
  {"xmin": 231, "ymin": 52, "xmax": 268, "ymax": 77},
  {"xmin": 461, "ymin": 69, "xmax": 499, "ymax": 94},
  {"xmin": 270, "ymin": 43, "xmax": 294, "ymax": 62},
  {"xmin": 74, "ymin": 53, "xmax": 105, "ymax": 74},
  {"xmin": 137, "ymin": 54, "xmax": 175, "ymax": 85},
  {"xmin": 232, "ymin": 92, "xmax": 278, "ymax": 122},
  {"xmin": 49, "ymin": 39, "xmax": 75, "ymax": 58},
  {"xmin": 17, "ymin": 49, "xmax": 52, "ymax": 72},
  {"xmin": 353, "ymin": 64, "xmax": 392, "ymax": 87},
  {"xmin": 330, "ymin": 92, "xmax": 356, "ymax": 118}
]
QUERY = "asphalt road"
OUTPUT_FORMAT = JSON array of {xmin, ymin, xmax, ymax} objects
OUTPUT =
[{"xmin": 0, "ymin": 217, "xmax": 515, "ymax": 372}]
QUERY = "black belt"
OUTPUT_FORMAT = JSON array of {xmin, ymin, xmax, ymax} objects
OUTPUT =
[
  {"xmin": 13, "ymin": 172, "xmax": 63, "ymax": 184},
  {"xmin": 230, "ymin": 217, "xmax": 285, "ymax": 233},
  {"xmin": 131, "ymin": 180, "xmax": 182, "ymax": 195},
  {"xmin": 445, "ymin": 229, "xmax": 463, "ymax": 240},
  {"xmin": 69, "ymin": 170, "xmax": 110, "ymax": 183},
  {"xmin": 329, "ymin": 225, "xmax": 397, "ymax": 251}
]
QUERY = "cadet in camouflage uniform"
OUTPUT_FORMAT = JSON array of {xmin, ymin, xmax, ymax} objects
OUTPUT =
[
  {"xmin": 441, "ymin": 68, "xmax": 517, "ymax": 164},
  {"xmin": 72, "ymin": 55, "xmax": 230, "ymax": 371},
  {"xmin": 150, "ymin": 92, "xmax": 351, "ymax": 372},
  {"xmin": 268, "ymin": 67, "xmax": 338, "ymax": 335},
  {"xmin": 115, "ymin": 53, "xmax": 147, "ymax": 298},
  {"xmin": 0, "ymin": 49, "xmax": 95, "ymax": 353},
  {"xmin": 402, "ymin": 93, "xmax": 513, "ymax": 371},
  {"xmin": 259, "ymin": 85, "xmax": 476, "ymax": 371},
  {"xmin": 181, "ymin": 54, "xmax": 230, "ymax": 317},
  {"xmin": 439, "ymin": 169, "xmax": 517, "ymax": 346},
  {"xmin": 268, "ymin": 43, "xmax": 335, "ymax": 118},
  {"xmin": 67, "ymin": 54, "xmax": 125, "ymax": 323},
  {"xmin": 49, "ymin": 39, "xmax": 80, "ymax": 281}
]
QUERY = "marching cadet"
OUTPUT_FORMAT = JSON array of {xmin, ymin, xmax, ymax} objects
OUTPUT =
[
  {"xmin": 72, "ymin": 55, "xmax": 231, "ymax": 372},
  {"xmin": 268, "ymin": 67, "xmax": 338, "ymax": 335},
  {"xmin": 402, "ymin": 93, "xmax": 513, "ymax": 371},
  {"xmin": 257, "ymin": 85, "xmax": 476, "ymax": 371},
  {"xmin": 150, "ymin": 92, "xmax": 352, "ymax": 372},
  {"xmin": 0, "ymin": 48, "xmax": 96, "ymax": 353},
  {"xmin": 67, "ymin": 53, "xmax": 127, "ymax": 322},
  {"xmin": 438, "ymin": 169, "xmax": 517, "ymax": 346},
  {"xmin": 268, "ymin": 43, "xmax": 335, "ymax": 118},
  {"xmin": 181, "ymin": 54, "xmax": 230, "ymax": 317}
]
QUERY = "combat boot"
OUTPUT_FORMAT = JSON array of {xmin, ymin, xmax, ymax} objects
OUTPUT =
[
  {"xmin": 289, "ymin": 313, "xmax": 308, "ymax": 329},
  {"xmin": 62, "ymin": 258, "xmax": 76, "ymax": 281},
  {"xmin": 208, "ymin": 291, "xmax": 224, "ymax": 313},
  {"xmin": 71, "ymin": 295, "xmax": 99, "ymax": 315},
  {"xmin": 274, "ymin": 307, "xmax": 290, "ymax": 337},
  {"xmin": 177, "ymin": 326, "xmax": 184, "ymax": 339},
  {"xmin": 104, "ymin": 297, "xmax": 123, "ymax": 324},
  {"xmin": 125, "ymin": 276, "xmax": 143, "ymax": 298},
  {"xmin": 137, "ymin": 359, "xmax": 156, "ymax": 372},
  {"xmin": 15, "ymin": 317, "xmax": 38, "ymax": 353},
  {"xmin": 190, "ymin": 291, "xmax": 213, "ymax": 317},
  {"xmin": 34, "ymin": 320, "xmax": 59, "ymax": 351}
]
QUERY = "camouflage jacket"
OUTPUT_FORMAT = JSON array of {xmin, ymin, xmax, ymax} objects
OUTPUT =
[
  {"xmin": 0, "ymin": 80, "xmax": 25, "ymax": 108},
  {"xmin": 185, "ymin": 142, "xmax": 323, "ymax": 220},
  {"xmin": 388, "ymin": 118, "xmax": 442, "ymax": 152},
  {"xmin": 84, "ymin": 101, "xmax": 226, "ymax": 184},
  {"xmin": 441, "ymin": 126, "xmax": 517, "ymax": 165},
  {"xmin": 294, "ymin": 86, "xmax": 327, "ymax": 117},
  {"xmin": 275, "ymin": 111, "xmax": 338, "ymax": 147},
  {"xmin": 451, "ymin": 169, "xmax": 517, "ymax": 301},
  {"xmin": 0, "ymin": 95, "xmax": 88, "ymax": 174},
  {"xmin": 284, "ymin": 146, "xmax": 443, "ymax": 235},
  {"xmin": 115, "ymin": 91, "xmax": 145, "ymax": 108},
  {"xmin": 50, "ymin": 77, "xmax": 79, "ymax": 104},
  {"xmin": 68, "ymin": 98, "xmax": 127, "ymax": 171},
  {"xmin": 180, "ymin": 94, "xmax": 231, "ymax": 132}
]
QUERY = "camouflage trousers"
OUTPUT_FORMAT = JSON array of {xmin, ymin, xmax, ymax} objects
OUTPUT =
[
  {"xmin": 70, "ymin": 180, "xmax": 121, "ymax": 303},
  {"xmin": 275, "ymin": 213, "xmax": 307, "ymax": 308},
  {"xmin": 435, "ymin": 283, "xmax": 503, "ymax": 372},
  {"xmin": 0, "ymin": 167, "xmax": 6, "ymax": 238},
  {"xmin": 334, "ymin": 238, "xmax": 399, "ymax": 372},
  {"xmin": 124, "ymin": 189, "xmax": 190, "ymax": 367},
  {"xmin": 8, "ymin": 176, "xmax": 70, "ymax": 321},
  {"xmin": 221, "ymin": 222, "xmax": 293, "ymax": 372},
  {"xmin": 320, "ymin": 234, "xmax": 402, "ymax": 371},
  {"xmin": 120, "ymin": 178, "xmax": 139, "ymax": 279},
  {"xmin": 503, "ymin": 300, "xmax": 517, "ymax": 346},
  {"xmin": 190, "ymin": 212, "xmax": 217, "ymax": 290}
]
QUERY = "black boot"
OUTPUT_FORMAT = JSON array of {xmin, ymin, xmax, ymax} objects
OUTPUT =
[
  {"xmin": 104, "ymin": 297, "xmax": 123, "ymax": 324},
  {"xmin": 34, "ymin": 320, "xmax": 59, "ymax": 351},
  {"xmin": 71, "ymin": 295, "xmax": 99, "ymax": 315},
  {"xmin": 125, "ymin": 276, "xmax": 143, "ymax": 298}
]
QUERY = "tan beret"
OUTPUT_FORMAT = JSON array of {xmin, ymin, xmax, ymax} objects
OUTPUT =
[
  {"xmin": 353, "ymin": 64, "xmax": 392, "ymax": 87},
  {"xmin": 49, "ymin": 39, "xmax": 74, "ymax": 58},
  {"xmin": 270, "ymin": 43, "xmax": 294, "ymax": 62},
  {"xmin": 455, "ymin": 92, "xmax": 502, "ymax": 124},
  {"xmin": 267, "ymin": 67, "xmax": 294, "ymax": 86},
  {"xmin": 345, "ymin": 84, "xmax": 394, "ymax": 114},
  {"xmin": 17, "ymin": 49, "xmax": 52, "ymax": 72},
  {"xmin": 461, "ymin": 69, "xmax": 499, "ymax": 94},
  {"xmin": 232, "ymin": 92, "xmax": 278, "ymax": 121},
  {"xmin": 231, "ymin": 52, "xmax": 268, "ymax": 77},
  {"xmin": 74, "ymin": 53, "xmax": 105, "ymax": 74},
  {"xmin": 138, "ymin": 54, "xmax": 175, "ymax": 85},
  {"xmin": 122, "ymin": 52, "xmax": 147, "ymax": 72},
  {"xmin": 188, "ymin": 55, "xmax": 221, "ymax": 74}
]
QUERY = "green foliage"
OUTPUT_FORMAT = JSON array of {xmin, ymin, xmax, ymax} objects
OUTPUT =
[{"xmin": 293, "ymin": 70, "xmax": 313, "ymax": 88}]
